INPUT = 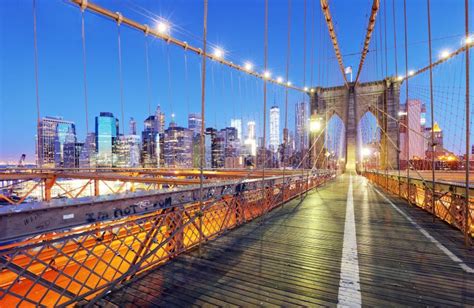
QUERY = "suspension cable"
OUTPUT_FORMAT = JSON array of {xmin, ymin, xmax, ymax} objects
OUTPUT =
[
  {"xmin": 199, "ymin": 0, "xmax": 208, "ymax": 254},
  {"xmin": 354, "ymin": 0, "xmax": 380, "ymax": 84},
  {"xmin": 302, "ymin": 0, "xmax": 309, "ymax": 196},
  {"xmin": 116, "ymin": 14, "xmax": 125, "ymax": 135},
  {"xmin": 464, "ymin": 0, "xmax": 470, "ymax": 245},
  {"xmin": 320, "ymin": 0, "xmax": 348, "ymax": 86},
  {"xmin": 384, "ymin": 0, "xmax": 388, "ymax": 76},
  {"xmin": 310, "ymin": 0, "xmax": 315, "ymax": 86},
  {"xmin": 262, "ymin": 0, "xmax": 268, "ymax": 208},
  {"xmin": 166, "ymin": 44, "xmax": 173, "ymax": 117},
  {"xmin": 71, "ymin": 0, "xmax": 306, "ymax": 92},
  {"xmin": 426, "ymin": 0, "xmax": 436, "ymax": 219},
  {"xmin": 392, "ymin": 0, "xmax": 398, "ymax": 76},
  {"xmin": 283, "ymin": 0, "xmax": 291, "ymax": 193},
  {"xmin": 144, "ymin": 25, "xmax": 151, "ymax": 119},
  {"xmin": 403, "ymin": 0, "xmax": 410, "ymax": 193},
  {"xmin": 33, "ymin": 0, "xmax": 41, "ymax": 167},
  {"xmin": 80, "ymin": 8, "xmax": 89, "ymax": 134},
  {"xmin": 184, "ymin": 51, "xmax": 190, "ymax": 115}
]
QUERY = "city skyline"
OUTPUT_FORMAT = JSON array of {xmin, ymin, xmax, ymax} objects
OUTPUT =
[{"xmin": 31, "ymin": 104, "xmax": 309, "ymax": 169}]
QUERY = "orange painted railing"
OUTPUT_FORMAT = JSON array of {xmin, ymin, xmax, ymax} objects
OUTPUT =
[
  {"xmin": 363, "ymin": 171, "xmax": 473, "ymax": 239},
  {"xmin": 0, "ymin": 172, "xmax": 333, "ymax": 306}
]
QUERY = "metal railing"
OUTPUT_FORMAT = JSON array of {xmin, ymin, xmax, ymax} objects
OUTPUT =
[
  {"xmin": 363, "ymin": 171, "xmax": 473, "ymax": 239},
  {"xmin": 0, "ymin": 171, "xmax": 333, "ymax": 306}
]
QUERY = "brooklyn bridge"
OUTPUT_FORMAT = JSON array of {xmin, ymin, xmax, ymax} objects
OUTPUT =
[{"xmin": 0, "ymin": 0, "xmax": 473, "ymax": 306}]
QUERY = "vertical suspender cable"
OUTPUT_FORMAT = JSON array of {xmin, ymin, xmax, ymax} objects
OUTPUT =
[
  {"xmin": 310, "ymin": 0, "xmax": 315, "ymax": 86},
  {"xmin": 384, "ymin": 0, "xmax": 388, "ymax": 76},
  {"xmin": 33, "ymin": 0, "xmax": 41, "ymax": 168},
  {"xmin": 426, "ymin": 0, "xmax": 436, "ymax": 221},
  {"xmin": 199, "ymin": 0, "xmax": 208, "ymax": 254},
  {"xmin": 167, "ymin": 45, "xmax": 174, "ymax": 117},
  {"xmin": 464, "ymin": 0, "xmax": 471, "ymax": 246},
  {"xmin": 81, "ymin": 8, "xmax": 89, "ymax": 135},
  {"xmin": 378, "ymin": 16, "xmax": 384, "ymax": 78},
  {"xmin": 383, "ymin": 0, "xmax": 389, "ymax": 188},
  {"xmin": 144, "ymin": 26, "xmax": 153, "ymax": 166},
  {"xmin": 283, "ymin": 0, "xmax": 291, "ymax": 203},
  {"xmin": 262, "ymin": 0, "xmax": 268, "ymax": 215},
  {"xmin": 117, "ymin": 14, "xmax": 125, "ymax": 135},
  {"xmin": 403, "ymin": 0, "xmax": 410, "ymax": 201},
  {"xmin": 318, "ymin": 7, "xmax": 322, "ymax": 85},
  {"xmin": 392, "ymin": 0, "xmax": 401, "ymax": 192},
  {"xmin": 392, "ymin": 0, "xmax": 398, "ymax": 76},
  {"xmin": 144, "ymin": 27, "xmax": 151, "ymax": 118},
  {"xmin": 184, "ymin": 52, "xmax": 190, "ymax": 114},
  {"xmin": 301, "ymin": 0, "xmax": 307, "ymax": 199}
]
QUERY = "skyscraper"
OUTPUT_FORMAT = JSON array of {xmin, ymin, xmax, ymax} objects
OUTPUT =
[
  {"xmin": 188, "ymin": 113, "xmax": 202, "ymax": 136},
  {"xmin": 113, "ymin": 135, "xmax": 141, "ymax": 167},
  {"xmin": 155, "ymin": 105, "xmax": 166, "ymax": 133},
  {"xmin": 36, "ymin": 116, "xmax": 76, "ymax": 168},
  {"xmin": 141, "ymin": 115, "xmax": 160, "ymax": 167},
  {"xmin": 399, "ymin": 100, "xmax": 426, "ymax": 160},
  {"xmin": 230, "ymin": 118, "xmax": 242, "ymax": 141},
  {"xmin": 247, "ymin": 121, "xmax": 256, "ymax": 140},
  {"xmin": 129, "ymin": 117, "xmax": 137, "ymax": 135},
  {"xmin": 79, "ymin": 133, "xmax": 97, "ymax": 168},
  {"xmin": 269, "ymin": 106, "xmax": 280, "ymax": 152},
  {"xmin": 63, "ymin": 142, "xmax": 83, "ymax": 168},
  {"xmin": 163, "ymin": 126, "xmax": 193, "ymax": 168},
  {"xmin": 295, "ymin": 102, "xmax": 308, "ymax": 152},
  {"xmin": 54, "ymin": 122, "xmax": 77, "ymax": 168},
  {"xmin": 244, "ymin": 121, "xmax": 257, "ymax": 156},
  {"xmin": 95, "ymin": 112, "xmax": 119, "ymax": 167}
]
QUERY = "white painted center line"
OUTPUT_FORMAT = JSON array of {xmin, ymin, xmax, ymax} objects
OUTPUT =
[
  {"xmin": 373, "ymin": 186, "xmax": 474, "ymax": 274},
  {"xmin": 338, "ymin": 174, "xmax": 362, "ymax": 307}
]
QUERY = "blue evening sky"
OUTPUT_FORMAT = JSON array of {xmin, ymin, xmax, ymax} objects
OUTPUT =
[{"xmin": 0, "ymin": 0, "xmax": 472, "ymax": 162}]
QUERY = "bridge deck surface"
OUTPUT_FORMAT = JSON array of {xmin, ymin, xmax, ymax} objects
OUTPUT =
[{"xmin": 102, "ymin": 174, "xmax": 474, "ymax": 307}]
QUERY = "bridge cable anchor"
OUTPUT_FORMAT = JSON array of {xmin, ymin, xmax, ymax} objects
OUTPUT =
[
  {"xmin": 116, "ymin": 12, "xmax": 123, "ymax": 25},
  {"xmin": 80, "ymin": 0, "xmax": 88, "ymax": 11}
]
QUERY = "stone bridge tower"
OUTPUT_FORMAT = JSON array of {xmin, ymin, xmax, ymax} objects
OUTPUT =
[{"xmin": 310, "ymin": 78, "xmax": 401, "ymax": 172}]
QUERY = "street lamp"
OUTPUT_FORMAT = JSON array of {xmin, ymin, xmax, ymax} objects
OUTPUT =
[
  {"xmin": 309, "ymin": 116, "xmax": 322, "ymax": 132},
  {"xmin": 213, "ymin": 47, "xmax": 224, "ymax": 59},
  {"xmin": 156, "ymin": 20, "xmax": 170, "ymax": 35}
]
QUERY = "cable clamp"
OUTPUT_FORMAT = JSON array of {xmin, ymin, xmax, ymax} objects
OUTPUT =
[
  {"xmin": 116, "ymin": 12, "xmax": 123, "ymax": 25},
  {"xmin": 80, "ymin": 0, "xmax": 88, "ymax": 11},
  {"xmin": 144, "ymin": 24, "xmax": 150, "ymax": 36}
]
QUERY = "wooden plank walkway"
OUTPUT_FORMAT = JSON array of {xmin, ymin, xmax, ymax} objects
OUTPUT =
[{"xmin": 100, "ymin": 174, "xmax": 474, "ymax": 307}]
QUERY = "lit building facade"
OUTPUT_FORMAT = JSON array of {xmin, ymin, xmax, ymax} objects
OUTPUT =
[
  {"xmin": 295, "ymin": 102, "xmax": 308, "ymax": 152},
  {"xmin": 95, "ymin": 112, "xmax": 119, "ymax": 167},
  {"xmin": 399, "ymin": 100, "xmax": 426, "ymax": 160},
  {"xmin": 129, "ymin": 117, "xmax": 137, "ymax": 135},
  {"xmin": 36, "ymin": 116, "xmax": 76, "ymax": 168},
  {"xmin": 141, "ymin": 115, "xmax": 160, "ymax": 167},
  {"xmin": 230, "ymin": 118, "xmax": 242, "ymax": 141},
  {"xmin": 163, "ymin": 126, "xmax": 193, "ymax": 168},
  {"xmin": 269, "ymin": 106, "xmax": 280, "ymax": 152},
  {"xmin": 244, "ymin": 121, "xmax": 257, "ymax": 156},
  {"xmin": 113, "ymin": 135, "xmax": 141, "ymax": 167},
  {"xmin": 79, "ymin": 133, "xmax": 97, "ymax": 168},
  {"xmin": 155, "ymin": 105, "xmax": 166, "ymax": 133},
  {"xmin": 63, "ymin": 142, "xmax": 83, "ymax": 168},
  {"xmin": 188, "ymin": 113, "xmax": 202, "ymax": 136}
]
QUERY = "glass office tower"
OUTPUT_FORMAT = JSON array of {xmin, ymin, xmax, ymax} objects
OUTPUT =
[{"xmin": 95, "ymin": 112, "xmax": 119, "ymax": 167}]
